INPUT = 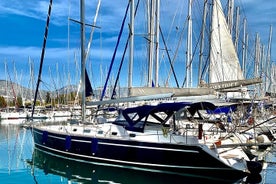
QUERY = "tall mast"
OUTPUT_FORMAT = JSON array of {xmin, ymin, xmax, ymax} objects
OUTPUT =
[
  {"xmin": 234, "ymin": 6, "xmax": 240, "ymax": 52},
  {"xmin": 147, "ymin": 0, "xmax": 155, "ymax": 87},
  {"xmin": 31, "ymin": 0, "xmax": 53, "ymax": 119},
  {"xmin": 266, "ymin": 25, "xmax": 273, "ymax": 92},
  {"xmin": 85, "ymin": 0, "xmax": 101, "ymax": 61},
  {"xmin": 80, "ymin": 0, "xmax": 86, "ymax": 122},
  {"xmin": 198, "ymin": 0, "xmax": 207, "ymax": 86},
  {"xmin": 244, "ymin": 33, "xmax": 248, "ymax": 77},
  {"xmin": 56, "ymin": 63, "xmax": 60, "ymax": 107},
  {"xmin": 227, "ymin": 0, "xmax": 234, "ymax": 35},
  {"xmin": 242, "ymin": 18, "xmax": 246, "ymax": 76},
  {"xmin": 128, "ymin": 0, "xmax": 134, "ymax": 96},
  {"xmin": 254, "ymin": 33, "xmax": 260, "ymax": 78},
  {"xmin": 186, "ymin": 0, "xmax": 192, "ymax": 87},
  {"xmin": 4, "ymin": 61, "xmax": 8, "ymax": 110},
  {"xmin": 154, "ymin": 0, "xmax": 160, "ymax": 87},
  {"xmin": 261, "ymin": 44, "xmax": 265, "ymax": 95}
]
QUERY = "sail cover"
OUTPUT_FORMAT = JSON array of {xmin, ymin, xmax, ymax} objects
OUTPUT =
[
  {"xmin": 266, "ymin": 63, "xmax": 276, "ymax": 97},
  {"xmin": 85, "ymin": 69, "xmax": 93, "ymax": 97},
  {"xmin": 209, "ymin": 0, "xmax": 244, "ymax": 83}
]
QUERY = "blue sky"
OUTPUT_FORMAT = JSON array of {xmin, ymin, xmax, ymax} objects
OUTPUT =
[{"xmin": 0, "ymin": 0, "xmax": 275, "ymax": 92}]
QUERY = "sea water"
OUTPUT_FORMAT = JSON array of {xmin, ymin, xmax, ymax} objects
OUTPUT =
[{"xmin": 0, "ymin": 123, "xmax": 275, "ymax": 184}]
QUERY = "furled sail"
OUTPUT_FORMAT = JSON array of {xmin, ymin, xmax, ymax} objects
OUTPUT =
[
  {"xmin": 85, "ymin": 69, "xmax": 93, "ymax": 97},
  {"xmin": 129, "ymin": 87, "xmax": 214, "ymax": 97},
  {"xmin": 201, "ymin": 78, "xmax": 262, "ymax": 90},
  {"xmin": 266, "ymin": 63, "xmax": 276, "ymax": 97},
  {"xmin": 209, "ymin": 0, "xmax": 244, "ymax": 83}
]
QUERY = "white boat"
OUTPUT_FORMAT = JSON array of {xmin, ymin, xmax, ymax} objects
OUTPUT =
[{"xmin": 0, "ymin": 109, "xmax": 28, "ymax": 125}]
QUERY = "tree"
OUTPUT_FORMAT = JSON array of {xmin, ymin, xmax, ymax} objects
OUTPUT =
[
  {"xmin": 45, "ymin": 92, "xmax": 51, "ymax": 104},
  {"xmin": 16, "ymin": 95, "xmax": 23, "ymax": 107},
  {"xmin": 0, "ymin": 96, "xmax": 7, "ymax": 108}
]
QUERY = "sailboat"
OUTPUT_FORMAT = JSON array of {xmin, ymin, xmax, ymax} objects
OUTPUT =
[
  {"xmin": 200, "ymin": 0, "xmax": 262, "ymax": 95},
  {"xmin": 33, "ymin": 102, "xmax": 256, "ymax": 180},
  {"xmin": 31, "ymin": 0, "xmax": 264, "ymax": 181}
]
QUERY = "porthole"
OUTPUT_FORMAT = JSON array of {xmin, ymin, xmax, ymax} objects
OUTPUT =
[
  {"xmin": 84, "ymin": 129, "xmax": 91, "ymax": 133},
  {"xmin": 111, "ymin": 132, "xmax": 118, "ymax": 136},
  {"xmin": 129, "ymin": 133, "xmax": 136, "ymax": 137}
]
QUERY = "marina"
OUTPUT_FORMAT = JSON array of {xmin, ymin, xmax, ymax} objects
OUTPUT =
[{"xmin": 0, "ymin": 0, "xmax": 276, "ymax": 183}]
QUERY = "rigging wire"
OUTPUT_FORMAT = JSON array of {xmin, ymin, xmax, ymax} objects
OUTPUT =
[
  {"xmin": 100, "ymin": 2, "xmax": 130, "ymax": 101},
  {"xmin": 111, "ymin": 0, "xmax": 141, "ymax": 99},
  {"xmin": 31, "ymin": 0, "xmax": 53, "ymax": 119}
]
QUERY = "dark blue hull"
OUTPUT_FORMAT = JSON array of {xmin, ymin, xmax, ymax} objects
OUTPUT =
[
  {"xmin": 32, "ymin": 127, "xmax": 248, "ymax": 180},
  {"xmin": 31, "ymin": 148, "xmax": 249, "ymax": 183}
]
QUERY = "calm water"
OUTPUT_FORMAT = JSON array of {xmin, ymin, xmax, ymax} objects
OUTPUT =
[{"xmin": 0, "ymin": 122, "xmax": 276, "ymax": 184}]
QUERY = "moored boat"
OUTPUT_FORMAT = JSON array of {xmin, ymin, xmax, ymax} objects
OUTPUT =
[
  {"xmin": 30, "ymin": 0, "xmax": 264, "ymax": 181},
  {"xmin": 32, "ymin": 102, "xmax": 258, "ymax": 180}
]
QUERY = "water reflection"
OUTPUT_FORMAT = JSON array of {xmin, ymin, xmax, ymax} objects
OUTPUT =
[
  {"xmin": 0, "ymin": 124, "xmax": 33, "ymax": 173},
  {"xmin": 28, "ymin": 148, "xmax": 249, "ymax": 184}
]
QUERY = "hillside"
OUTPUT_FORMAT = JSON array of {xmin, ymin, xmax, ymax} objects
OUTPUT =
[
  {"xmin": 0, "ymin": 79, "xmax": 130, "ymax": 103},
  {"xmin": 0, "ymin": 80, "xmax": 78, "ymax": 101}
]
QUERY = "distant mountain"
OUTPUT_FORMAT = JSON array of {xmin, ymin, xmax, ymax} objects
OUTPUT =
[
  {"xmin": 54, "ymin": 85, "xmax": 79, "ymax": 95},
  {"xmin": 0, "ymin": 80, "xmax": 36, "ymax": 100},
  {"xmin": 0, "ymin": 80, "xmax": 78, "ymax": 101},
  {"xmin": 0, "ymin": 80, "xmax": 130, "ymax": 102}
]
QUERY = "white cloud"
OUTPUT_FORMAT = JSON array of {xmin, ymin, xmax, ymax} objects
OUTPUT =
[
  {"xmin": 0, "ymin": 0, "xmax": 275, "ymax": 89},
  {"xmin": 0, "ymin": 45, "xmax": 115, "ymax": 62}
]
